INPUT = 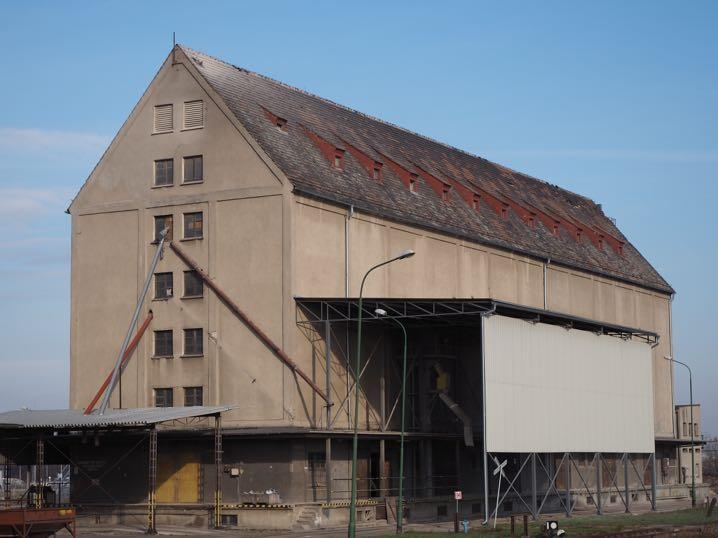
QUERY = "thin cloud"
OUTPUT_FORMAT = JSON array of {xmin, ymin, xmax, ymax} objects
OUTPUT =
[
  {"xmin": 0, "ymin": 127, "xmax": 109, "ymax": 153},
  {"xmin": 0, "ymin": 188, "xmax": 73, "ymax": 219},
  {"xmin": 484, "ymin": 148, "xmax": 718, "ymax": 163}
]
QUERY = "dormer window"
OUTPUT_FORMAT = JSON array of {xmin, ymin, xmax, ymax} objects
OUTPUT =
[
  {"xmin": 528, "ymin": 215, "xmax": 536, "ymax": 228},
  {"xmin": 441, "ymin": 184, "xmax": 451, "ymax": 202},
  {"xmin": 576, "ymin": 229, "xmax": 583, "ymax": 242},
  {"xmin": 598, "ymin": 235, "xmax": 605, "ymax": 250},
  {"xmin": 333, "ymin": 149, "xmax": 345, "ymax": 170},
  {"xmin": 409, "ymin": 173, "xmax": 418, "ymax": 193},
  {"xmin": 472, "ymin": 194, "xmax": 480, "ymax": 211},
  {"xmin": 275, "ymin": 116, "xmax": 287, "ymax": 130},
  {"xmin": 372, "ymin": 162, "xmax": 382, "ymax": 180},
  {"xmin": 500, "ymin": 206, "xmax": 508, "ymax": 220},
  {"xmin": 552, "ymin": 221, "xmax": 560, "ymax": 235}
]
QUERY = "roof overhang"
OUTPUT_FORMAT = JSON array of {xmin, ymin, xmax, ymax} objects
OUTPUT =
[
  {"xmin": 0, "ymin": 406, "xmax": 232, "ymax": 431},
  {"xmin": 295, "ymin": 297, "xmax": 659, "ymax": 345}
]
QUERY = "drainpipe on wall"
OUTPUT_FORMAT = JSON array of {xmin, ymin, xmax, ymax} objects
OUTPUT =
[
  {"xmin": 345, "ymin": 205, "xmax": 354, "ymax": 298},
  {"xmin": 669, "ymin": 292, "xmax": 676, "ymax": 437}
]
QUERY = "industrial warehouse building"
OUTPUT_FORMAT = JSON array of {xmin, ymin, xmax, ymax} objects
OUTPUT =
[{"xmin": 0, "ymin": 45, "xmax": 704, "ymax": 529}]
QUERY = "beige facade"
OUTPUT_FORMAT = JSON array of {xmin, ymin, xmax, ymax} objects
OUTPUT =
[{"xmin": 69, "ymin": 47, "xmax": 676, "ymax": 442}]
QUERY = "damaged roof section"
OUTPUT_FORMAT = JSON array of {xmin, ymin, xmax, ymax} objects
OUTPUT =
[{"xmin": 180, "ymin": 45, "xmax": 672, "ymax": 294}]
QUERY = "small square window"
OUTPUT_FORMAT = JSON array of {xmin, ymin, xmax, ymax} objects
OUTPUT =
[
  {"xmin": 154, "ymin": 330, "xmax": 173, "ymax": 358},
  {"xmin": 183, "ymin": 212, "xmax": 203, "ymax": 239},
  {"xmin": 333, "ymin": 149, "xmax": 344, "ymax": 170},
  {"xmin": 184, "ymin": 386, "xmax": 203, "ymax": 406},
  {"xmin": 154, "ymin": 388, "xmax": 173, "ymax": 408},
  {"xmin": 153, "ymin": 104, "xmax": 173, "ymax": 133},
  {"xmin": 183, "ymin": 270, "xmax": 204, "ymax": 298},
  {"xmin": 183, "ymin": 155, "xmax": 203, "ymax": 183},
  {"xmin": 184, "ymin": 328, "xmax": 203, "ymax": 356},
  {"xmin": 154, "ymin": 272, "xmax": 173, "ymax": 299},
  {"xmin": 183, "ymin": 100, "xmax": 204, "ymax": 130},
  {"xmin": 154, "ymin": 159, "xmax": 174, "ymax": 186},
  {"xmin": 154, "ymin": 215, "xmax": 173, "ymax": 242},
  {"xmin": 372, "ymin": 162, "xmax": 382, "ymax": 180}
]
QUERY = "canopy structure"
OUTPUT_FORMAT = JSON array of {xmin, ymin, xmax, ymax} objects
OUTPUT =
[
  {"xmin": 296, "ymin": 297, "xmax": 659, "ymax": 344},
  {"xmin": 0, "ymin": 406, "xmax": 231, "ymax": 430}
]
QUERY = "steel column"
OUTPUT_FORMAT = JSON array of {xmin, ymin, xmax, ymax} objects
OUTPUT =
[
  {"xmin": 650, "ymin": 453, "xmax": 657, "ymax": 511},
  {"xmin": 379, "ymin": 439, "xmax": 386, "ymax": 497},
  {"xmin": 596, "ymin": 453, "xmax": 602, "ymax": 515},
  {"xmin": 3, "ymin": 452, "xmax": 10, "ymax": 504},
  {"xmin": 531, "ymin": 453, "xmax": 537, "ymax": 519},
  {"xmin": 564, "ymin": 453, "xmax": 571, "ymax": 517},
  {"xmin": 325, "ymin": 437, "xmax": 333, "ymax": 503},
  {"xmin": 624, "ymin": 453, "xmax": 630, "ymax": 513},
  {"xmin": 480, "ymin": 315, "xmax": 490, "ymax": 524},
  {"xmin": 147, "ymin": 427, "xmax": 157, "ymax": 534},
  {"xmin": 214, "ymin": 414, "xmax": 223, "ymax": 528},
  {"xmin": 35, "ymin": 438, "xmax": 44, "ymax": 509}
]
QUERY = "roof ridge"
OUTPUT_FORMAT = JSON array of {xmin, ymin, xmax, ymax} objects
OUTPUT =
[{"xmin": 178, "ymin": 45, "xmax": 597, "ymax": 210}]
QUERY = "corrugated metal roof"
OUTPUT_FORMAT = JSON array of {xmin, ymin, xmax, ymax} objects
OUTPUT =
[{"xmin": 0, "ymin": 406, "xmax": 231, "ymax": 429}]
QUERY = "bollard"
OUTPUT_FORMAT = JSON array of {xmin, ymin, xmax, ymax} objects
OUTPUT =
[
  {"xmin": 523, "ymin": 514, "xmax": 529, "ymax": 537},
  {"xmin": 510, "ymin": 515, "xmax": 516, "ymax": 535}
]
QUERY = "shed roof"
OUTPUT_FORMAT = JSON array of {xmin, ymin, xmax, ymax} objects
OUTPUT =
[
  {"xmin": 0, "ymin": 406, "xmax": 230, "ymax": 430},
  {"xmin": 179, "ymin": 45, "xmax": 671, "ymax": 294}
]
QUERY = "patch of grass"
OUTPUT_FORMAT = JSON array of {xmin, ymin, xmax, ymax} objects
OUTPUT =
[{"xmin": 381, "ymin": 508, "xmax": 718, "ymax": 537}]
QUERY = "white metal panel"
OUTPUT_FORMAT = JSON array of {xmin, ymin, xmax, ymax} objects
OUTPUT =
[{"xmin": 484, "ymin": 315, "xmax": 654, "ymax": 453}]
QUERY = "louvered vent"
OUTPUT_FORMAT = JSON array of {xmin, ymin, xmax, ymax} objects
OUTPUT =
[
  {"xmin": 184, "ymin": 100, "xmax": 204, "ymax": 129},
  {"xmin": 153, "ymin": 104, "xmax": 173, "ymax": 133}
]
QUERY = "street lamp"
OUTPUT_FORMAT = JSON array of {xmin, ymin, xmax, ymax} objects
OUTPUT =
[
  {"xmin": 348, "ymin": 249, "xmax": 415, "ymax": 538},
  {"xmin": 375, "ymin": 308, "xmax": 408, "ymax": 534},
  {"xmin": 665, "ymin": 355, "xmax": 696, "ymax": 507}
]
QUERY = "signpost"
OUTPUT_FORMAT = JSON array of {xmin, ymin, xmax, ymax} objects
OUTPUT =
[
  {"xmin": 492, "ymin": 457, "xmax": 508, "ymax": 529},
  {"xmin": 454, "ymin": 490, "xmax": 462, "ymax": 532}
]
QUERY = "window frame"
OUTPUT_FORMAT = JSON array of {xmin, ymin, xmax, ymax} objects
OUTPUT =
[
  {"xmin": 183, "ymin": 328, "xmax": 204, "ymax": 357},
  {"xmin": 183, "ymin": 270, "xmax": 204, "ymax": 299},
  {"xmin": 154, "ymin": 387, "xmax": 174, "ymax": 408},
  {"xmin": 153, "ymin": 272, "xmax": 173, "ymax": 300},
  {"xmin": 184, "ymin": 386, "xmax": 204, "ymax": 407},
  {"xmin": 182, "ymin": 100, "xmax": 204, "ymax": 131},
  {"xmin": 153, "ymin": 214, "xmax": 173, "ymax": 243},
  {"xmin": 153, "ymin": 158, "xmax": 174, "ymax": 187},
  {"xmin": 182, "ymin": 155, "xmax": 204, "ymax": 184},
  {"xmin": 153, "ymin": 329, "xmax": 174, "ymax": 358},
  {"xmin": 182, "ymin": 212, "xmax": 203, "ymax": 240},
  {"xmin": 153, "ymin": 104, "xmax": 174, "ymax": 134}
]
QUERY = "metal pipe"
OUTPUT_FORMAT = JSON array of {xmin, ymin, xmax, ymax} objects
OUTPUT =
[
  {"xmin": 170, "ymin": 241, "xmax": 329, "ymax": 403},
  {"xmin": 85, "ymin": 311, "xmax": 154, "ymax": 414},
  {"xmin": 99, "ymin": 232, "xmax": 167, "ymax": 414},
  {"xmin": 348, "ymin": 249, "xmax": 415, "ymax": 538}
]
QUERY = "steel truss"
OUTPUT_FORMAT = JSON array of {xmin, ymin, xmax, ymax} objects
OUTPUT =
[
  {"xmin": 486, "ymin": 452, "xmax": 657, "ymax": 520},
  {"xmin": 295, "ymin": 298, "xmax": 659, "ymax": 345}
]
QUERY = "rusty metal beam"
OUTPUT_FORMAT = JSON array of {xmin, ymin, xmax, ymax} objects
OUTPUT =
[
  {"xmin": 169, "ymin": 241, "xmax": 329, "ymax": 404},
  {"xmin": 84, "ymin": 310, "xmax": 154, "ymax": 415}
]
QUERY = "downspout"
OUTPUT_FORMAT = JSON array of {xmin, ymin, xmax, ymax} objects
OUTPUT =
[
  {"xmin": 481, "ymin": 304, "xmax": 497, "ymax": 525},
  {"xmin": 345, "ymin": 205, "xmax": 354, "ymax": 298},
  {"xmin": 543, "ymin": 257, "xmax": 551, "ymax": 310}
]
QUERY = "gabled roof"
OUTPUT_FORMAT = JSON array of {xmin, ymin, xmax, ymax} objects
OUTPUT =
[{"xmin": 181, "ymin": 45, "xmax": 672, "ymax": 293}]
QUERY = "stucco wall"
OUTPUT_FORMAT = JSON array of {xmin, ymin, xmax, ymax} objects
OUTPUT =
[{"xmin": 291, "ymin": 197, "xmax": 675, "ymax": 437}]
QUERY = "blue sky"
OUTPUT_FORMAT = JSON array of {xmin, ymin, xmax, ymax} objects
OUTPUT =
[{"xmin": 1, "ymin": 1, "xmax": 716, "ymax": 432}]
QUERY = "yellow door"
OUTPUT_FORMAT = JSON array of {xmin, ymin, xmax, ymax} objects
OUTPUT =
[{"xmin": 156, "ymin": 451, "xmax": 200, "ymax": 503}]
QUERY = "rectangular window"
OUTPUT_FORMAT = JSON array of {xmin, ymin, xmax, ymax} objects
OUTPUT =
[
  {"xmin": 184, "ymin": 386, "xmax": 203, "ymax": 406},
  {"xmin": 154, "ymin": 388, "xmax": 173, "ymax": 407},
  {"xmin": 154, "ymin": 272, "xmax": 173, "ymax": 299},
  {"xmin": 153, "ymin": 104, "xmax": 173, "ymax": 133},
  {"xmin": 183, "ymin": 328, "xmax": 203, "ymax": 356},
  {"xmin": 154, "ymin": 330, "xmax": 173, "ymax": 358},
  {"xmin": 183, "ymin": 155, "xmax": 203, "ymax": 183},
  {"xmin": 154, "ymin": 159, "xmax": 174, "ymax": 186},
  {"xmin": 183, "ymin": 270, "xmax": 204, "ymax": 298},
  {"xmin": 154, "ymin": 215, "xmax": 173, "ymax": 242},
  {"xmin": 183, "ymin": 100, "xmax": 204, "ymax": 129},
  {"xmin": 183, "ymin": 212, "xmax": 203, "ymax": 239}
]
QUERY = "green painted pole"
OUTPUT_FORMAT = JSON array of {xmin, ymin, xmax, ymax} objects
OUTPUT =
[
  {"xmin": 348, "ymin": 250, "xmax": 414, "ymax": 538},
  {"xmin": 394, "ymin": 318, "xmax": 408, "ymax": 534}
]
